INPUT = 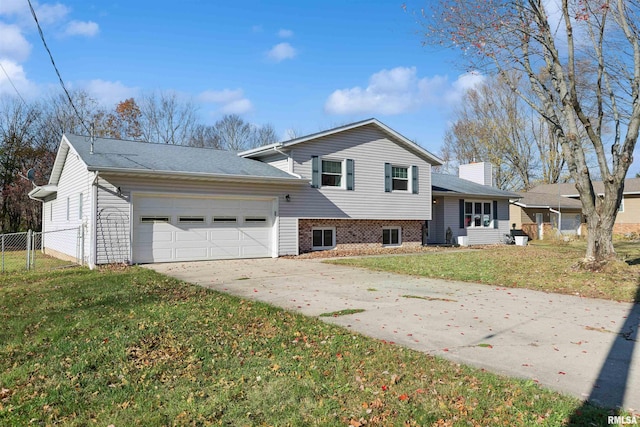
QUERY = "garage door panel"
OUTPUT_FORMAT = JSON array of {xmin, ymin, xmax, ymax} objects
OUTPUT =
[
  {"xmin": 133, "ymin": 195, "xmax": 274, "ymax": 263},
  {"xmin": 175, "ymin": 247, "xmax": 209, "ymax": 259}
]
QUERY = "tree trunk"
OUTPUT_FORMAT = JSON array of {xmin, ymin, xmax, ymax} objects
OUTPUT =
[{"xmin": 583, "ymin": 212, "xmax": 616, "ymax": 269}]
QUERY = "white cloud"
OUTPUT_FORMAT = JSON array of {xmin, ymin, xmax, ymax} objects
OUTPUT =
[
  {"xmin": 325, "ymin": 67, "xmax": 485, "ymax": 115},
  {"xmin": 0, "ymin": 23, "xmax": 31, "ymax": 62},
  {"xmin": 444, "ymin": 71, "xmax": 486, "ymax": 104},
  {"xmin": 80, "ymin": 79, "xmax": 139, "ymax": 107},
  {"xmin": 0, "ymin": 59, "xmax": 37, "ymax": 98},
  {"xmin": 64, "ymin": 20, "xmax": 99, "ymax": 37},
  {"xmin": 266, "ymin": 42, "xmax": 296, "ymax": 62},
  {"xmin": 35, "ymin": 3, "xmax": 70, "ymax": 25},
  {"xmin": 277, "ymin": 28, "xmax": 293, "ymax": 38},
  {"xmin": 220, "ymin": 98, "xmax": 253, "ymax": 115},
  {"xmin": 198, "ymin": 88, "xmax": 253, "ymax": 115}
]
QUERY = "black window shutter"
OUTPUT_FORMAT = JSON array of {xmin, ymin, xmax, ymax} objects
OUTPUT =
[
  {"xmin": 459, "ymin": 199, "xmax": 465, "ymax": 229},
  {"xmin": 311, "ymin": 156, "xmax": 319, "ymax": 188},
  {"xmin": 412, "ymin": 165, "xmax": 418, "ymax": 194},
  {"xmin": 493, "ymin": 200, "xmax": 498, "ymax": 220},
  {"xmin": 346, "ymin": 159, "xmax": 354, "ymax": 191},
  {"xmin": 384, "ymin": 163, "xmax": 391, "ymax": 192}
]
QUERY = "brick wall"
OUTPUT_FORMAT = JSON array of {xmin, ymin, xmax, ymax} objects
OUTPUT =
[
  {"xmin": 613, "ymin": 223, "xmax": 640, "ymax": 235},
  {"xmin": 298, "ymin": 219, "xmax": 423, "ymax": 253}
]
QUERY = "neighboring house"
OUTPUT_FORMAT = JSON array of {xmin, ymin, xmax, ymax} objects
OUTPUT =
[
  {"xmin": 427, "ymin": 163, "xmax": 520, "ymax": 246},
  {"xmin": 29, "ymin": 119, "xmax": 442, "ymax": 267},
  {"xmin": 510, "ymin": 178, "xmax": 640, "ymax": 239},
  {"xmin": 509, "ymin": 191, "xmax": 583, "ymax": 240}
]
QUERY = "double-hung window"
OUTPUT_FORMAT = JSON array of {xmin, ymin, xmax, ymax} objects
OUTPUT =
[
  {"xmin": 384, "ymin": 163, "xmax": 418, "ymax": 193},
  {"xmin": 391, "ymin": 167, "xmax": 408, "ymax": 191},
  {"xmin": 322, "ymin": 160, "xmax": 342, "ymax": 187},
  {"xmin": 311, "ymin": 156, "xmax": 354, "ymax": 190}
]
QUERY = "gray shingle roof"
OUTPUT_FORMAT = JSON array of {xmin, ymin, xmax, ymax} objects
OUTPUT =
[
  {"xmin": 65, "ymin": 134, "xmax": 299, "ymax": 181},
  {"xmin": 431, "ymin": 173, "xmax": 520, "ymax": 198},
  {"xmin": 514, "ymin": 192, "xmax": 583, "ymax": 209},
  {"xmin": 530, "ymin": 178, "xmax": 640, "ymax": 196}
]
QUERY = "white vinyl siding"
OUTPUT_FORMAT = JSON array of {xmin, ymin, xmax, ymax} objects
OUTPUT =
[
  {"xmin": 259, "ymin": 152, "xmax": 290, "ymax": 173},
  {"xmin": 41, "ymin": 144, "xmax": 92, "ymax": 264},
  {"xmin": 96, "ymin": 177, "xmax": 131, "ymax": 264},
  {"xmin": 290, "ymin": 125, "xmax": 432, "ymax": 220}
]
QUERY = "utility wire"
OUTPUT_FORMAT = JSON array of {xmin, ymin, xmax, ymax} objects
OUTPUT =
[
  {"xmin": 0, "ymin": 62, "xmax": 27, "ymax": 105},
  {"xmin": 27, "ymin": 0, "xmax": 92, "ymax": 136}
]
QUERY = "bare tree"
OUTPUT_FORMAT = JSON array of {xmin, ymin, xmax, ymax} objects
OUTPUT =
[
  {"xmin": 213, "ymin": 115, "xmax": 278, "ymax": 151},
  {"xmin": 139, "ymin": 91, "xmax": 198, "ymax": 144},
  {"xmin": 188, "ymin": 124, "xmax": 222, "ymax": 149},
  {"xmin": 251, "ymin": 123, "xmax": 279, "ymax": 148},
  {"xmin": 0, "ymin": 96, "xmax": 46, "ymax": 231},
  {"xmin": 421, "ymin": 0, "xmax": 640, "ymax": 267},
  {"xmin": 444, "ymin": 73, "xmax": 566, "ymax": 190}
]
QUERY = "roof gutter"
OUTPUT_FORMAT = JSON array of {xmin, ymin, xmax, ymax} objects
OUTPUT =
[
  {"xmin": 273, "ymin": 145, "xmax": 302, "ymax": 179},
  {"xmin": 88, "ymin": 167, "xmax": 309, "ymax": 185}
]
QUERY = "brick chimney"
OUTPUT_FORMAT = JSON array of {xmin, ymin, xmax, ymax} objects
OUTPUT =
[{"xmin": 459, "ymin": 162, "xmax": 493, "ymax": 186}]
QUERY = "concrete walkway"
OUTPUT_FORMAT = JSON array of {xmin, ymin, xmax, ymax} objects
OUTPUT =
[{"xmin": 147, "ymin": 257, "xmax": 640, "ymax": 412}]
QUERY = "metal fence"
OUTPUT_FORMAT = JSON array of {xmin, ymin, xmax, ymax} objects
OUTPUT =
[{"xmin": 1, "ymin": 227, "xmax": 83, "ymax": 273}]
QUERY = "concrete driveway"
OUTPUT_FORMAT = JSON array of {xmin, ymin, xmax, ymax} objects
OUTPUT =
[{"xmin": 147, "ymin": 257, "xmax": 640, "ymax": 412}]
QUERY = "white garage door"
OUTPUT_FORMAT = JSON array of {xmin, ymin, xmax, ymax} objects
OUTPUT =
[{"xmin": 132, "ymin": 195, "xmax": 275, "ymax": 263}]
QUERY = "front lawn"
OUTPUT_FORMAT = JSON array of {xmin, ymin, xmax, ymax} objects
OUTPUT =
[
  {"xmin": 328, "ymin": 241, "xmax": 640, "ymax": 303},
  {"xmin": 0, "ymin": 267, "xmax": 617, "ymax": 425}
]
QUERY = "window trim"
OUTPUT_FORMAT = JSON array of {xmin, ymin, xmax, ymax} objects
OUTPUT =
[
  {"xmin": 311, "ymin": 227, "xmax": 336, "ymax": 250},
  {"xmin": 321, "ymin": 158, "xmax": 344, "ymax": 188},
  {"xmin": 66, "ymin": 197, "xmax": 70, "ymax": 221},
  {"xmin": 619, "ymin": 197, "xmax": 625, "ymax": 213},
  {"xmin": 391, "ymin": 166, "xmax": 409, "ymax": 192},
  {"xmin": 140, "ymin": 216, "xmax": 171, "ymax": 224},
  {"xmin": 213, "ymin": 216, "xmax": 238, "ymax": 224},
  {"xmin": 178, "ymin": 216, "xmax": 206, "ymax": 224},
  {"xmin": 463, "ymin": 199, "xmax": 494, "ymax": 228},
  {"xmin": 78, "ymin": 193, "xmax": 83, "ymax": 220},
  {"xmin": 382, "ymin": 227, "xmax": 401, "ymax": 246},
  {"xmin": 244, "ymin": 217, "xmax": 268, "ymax": 225}
]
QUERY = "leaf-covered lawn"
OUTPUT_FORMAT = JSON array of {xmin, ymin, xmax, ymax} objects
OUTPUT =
[
  {"xmin": 0, "ymin": 267, "xmax": 619, "ymax": 425},
  {"xmin": 329, "ymin": 241, "xmax": 640, "ymax": 303}
]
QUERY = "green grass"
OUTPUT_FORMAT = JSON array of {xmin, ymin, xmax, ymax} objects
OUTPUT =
[
  {"xmin": 319, "ymin": 308, "xmax": 366, "ymax": 317},
  {"xmin": 329, "ymin": 241, "xmax": 640, "ymax": 302},
  {"xmin": 1, "ymin": 250, "xmax": 75, "ymax": 273},
  {"xmin": 0, "ymin": 266, "xmax": 620, "ymax": 425}
]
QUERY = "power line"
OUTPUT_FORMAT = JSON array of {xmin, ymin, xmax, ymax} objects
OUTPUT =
[
  {"xmin": 27, "ymin": 0, "xmax": 92, "ymax": 136},
  {"xmin": 0, "ymin": 62, "xmax": 27, "ymax": 105}
]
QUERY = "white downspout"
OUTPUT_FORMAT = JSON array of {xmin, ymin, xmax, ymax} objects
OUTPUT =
[
  {"xmin": 549, "ymin": 208, "xmax": 561, "ymax": 236},
  {"xmin": 89, "ymin": 171, "xmax": 99, "ymax": 269},
  {"xmin": 273, "ymin": 146, "xmax": 302, "ymax": 179}
]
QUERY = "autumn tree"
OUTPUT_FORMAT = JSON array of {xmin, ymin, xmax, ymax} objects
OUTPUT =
[
  {"xmin": 420, "ymin": 0, "xmax": 640, "ymax": 267},
  {"xmin": 103, "ymin": 98, "xmax": 143, "ymax": 140}
]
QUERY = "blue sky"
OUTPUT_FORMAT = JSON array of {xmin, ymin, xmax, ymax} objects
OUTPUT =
[{"xmin": 0, "ymin": 0, "xmax": 485, "ymax": 157}]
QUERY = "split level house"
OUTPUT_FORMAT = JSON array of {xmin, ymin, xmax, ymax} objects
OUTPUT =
[
  {"xmin": 510, "ymin": 179, "xmax": 640, "ymax": 240},
  {"xmin": 28, "ymin": 119, "xmax": 518, "ymax": 268}
]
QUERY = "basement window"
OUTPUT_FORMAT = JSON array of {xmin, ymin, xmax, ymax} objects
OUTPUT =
[{"xmin": 382, "ymin": 227, "xmax": 401, "ymax": 246}]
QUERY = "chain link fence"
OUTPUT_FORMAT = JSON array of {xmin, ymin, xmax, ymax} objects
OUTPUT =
[{"xmin": 1, "ymin": 227, "xmax": 83, "ymax": 273}]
